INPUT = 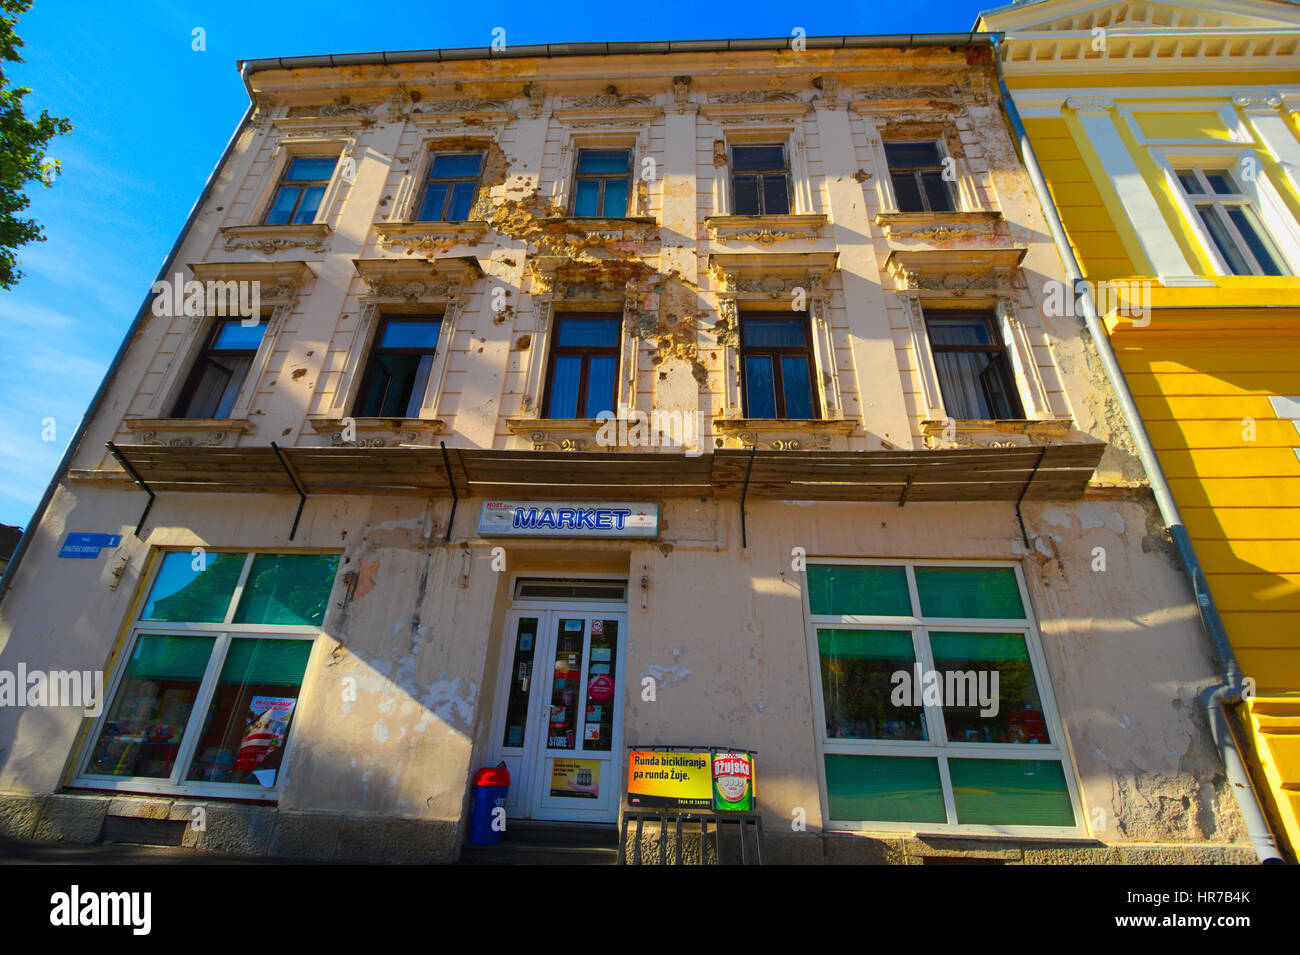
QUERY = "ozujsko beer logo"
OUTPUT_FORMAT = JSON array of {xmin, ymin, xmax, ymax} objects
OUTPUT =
[{"xmin": 713, "ymin": 754, "xmax": 752, "ymax": 805}]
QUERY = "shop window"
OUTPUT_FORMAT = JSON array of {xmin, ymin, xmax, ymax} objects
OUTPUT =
[
  {"xmin": 730, "ymin": 144, "xmax": 791, "ymax": 216},
  {"xmin": 1176, "ymin": 167, "xmax": 1287, "ymax": 276},
  {"xmin": 571, "ymin": 149, "xmax": 632, "ymax": 217},
  {"xmin": 740, "ymin": 314, "xmax": 818, "ymax": 419},
  {"xmin": 925, "ymin": 312, "xmax": 1022, "ymax": 421},
  {"xmin": 542, "ymin": 314, "xmax": 620, "ymax": 419},
  {"xmin": 884, "ymin": 141, "xmax": 956, "ymax": 214},
  {"xmin": 353, "ymin": 316, "xmax": 442, "ymax": 418},
  {"xmin": 263, "ymin": 155, "xmax": 338, "ymax": 225},
  {"xmin": 77, "ymin": 551, "xmax": 338, "ymax": 797},
  {"xmin": 416, "ymin": 152, "xmax": 484, "ymax": 222},
  {"xmin": 171, "ymin": 318, "xmax": 267, "ymax": 419},
  {"xmin": 808, "ymin": 561, "xmax": 1078, "ymax": 831}
]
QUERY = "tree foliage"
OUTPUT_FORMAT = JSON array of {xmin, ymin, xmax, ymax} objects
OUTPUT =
[{"xmin": 0, "ymin": 0, "xmax": 71, "ymax": 289}]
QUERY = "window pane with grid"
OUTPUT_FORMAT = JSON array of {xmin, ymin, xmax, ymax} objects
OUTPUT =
[{"xmin": 264, "ymin": 156, "xmax": 337, "ymax": 225}]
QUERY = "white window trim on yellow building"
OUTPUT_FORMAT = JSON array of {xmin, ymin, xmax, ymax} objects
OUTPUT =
[
  {"xmin": 1151, "ymin": 148, "xmax": 1300, "ymax": 276},
  {"xmin": 801, "ymin": 558, "xmax": 1087, "ymax": 838}
]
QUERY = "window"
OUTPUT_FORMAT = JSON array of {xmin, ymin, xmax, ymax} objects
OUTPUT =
[
  {"xmin": 77, "ymin": 551, "xmax": 339, "ymax": 797},
  {"xmin": 416, "ymin": 152, "xmax": 484, "ymax": 222},
  {"xmin": 925, "ymin": 312, "xmax": 1022, "ymax": 421},
  {"xmin": 1176, "ymin": 168, "xmax": 1287, "ymax": 276},
  {"xmin": 730, "ymin": 145, "xmax": 791, "ymax": 216},
  {"xmin": 353, "ymin": 316, "xmax": 442, "ymax": 418},
  {"xmin": 263, "ymin": 156, "xmax": 338, "ymax": 226},
  {"xmin": 571, "ymin": 149, "xmax": 632, "ymax": 217},
  {"xmin": 543, "ymin": 314, "xmax": 620, "ymax": 419},
  {"xmin": 808, "ymin": 561, "xmax": 1077, "ymax": 831},
  {"xmin": 885, "ymin": 142, "xmax": 956, "ymax": 213},
  {"xmin": 171, "ymin": 318, "xmax": 267, "ymax": 419},
  {"xmin": 740, "ymin": 314, "xmax": 818, "ymax": 419}
]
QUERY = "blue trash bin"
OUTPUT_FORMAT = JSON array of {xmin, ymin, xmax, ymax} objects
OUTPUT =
[{"xmin": 468, "ymin": 764, "xmax": 511, "ymax": 845}]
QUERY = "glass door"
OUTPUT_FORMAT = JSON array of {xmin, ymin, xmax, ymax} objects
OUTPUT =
[
  {"xmin": 494, "ymin": 612, "xmax": 543, "ymax": 820},
  {"xmin": 528, "ymin": 612, "xmax": 625, "ymax": 822}
]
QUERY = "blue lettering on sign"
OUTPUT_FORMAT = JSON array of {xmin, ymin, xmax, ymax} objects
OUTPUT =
[{"xmin": 509, "ymin": 506, "xmax": 637, "ymax": 533}]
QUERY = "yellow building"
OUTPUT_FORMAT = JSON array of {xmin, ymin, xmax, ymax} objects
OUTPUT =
[{"xmin": 979, "ymin": 0, "xmax": 1300, "ymax": 855}]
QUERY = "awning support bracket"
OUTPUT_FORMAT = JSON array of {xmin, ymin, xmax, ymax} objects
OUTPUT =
[
  {"xmin": 898, "ymin": 473, "xmax": 915, "ymax": 507},
  {"xmin": 440, "ymin": 440, "xmax": 458, "ymax": 543},
  {"xmin": 271, "ymin": 441, "xmax": 308, "ymax": 541},
  {"xmin": 106, "ymin": 442, "xmax": 155, "ymax": 539},
  {"xmin": 1016, "ymin": 446, "xmax": 1048, "ymax": 550},
  {"xmin": 740, "ymin": 445, "xmax": 757, "ymax": 549}
]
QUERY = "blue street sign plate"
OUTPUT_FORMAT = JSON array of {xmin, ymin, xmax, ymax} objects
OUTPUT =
[{"xmin": 58, "ymin": 532, "xmax": 123, "ymax": 559}]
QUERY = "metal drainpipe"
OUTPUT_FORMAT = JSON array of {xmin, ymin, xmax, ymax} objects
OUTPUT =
[
  {"xmin": 990, "ymin": 33, "xmax": 1284, "ymax": 864},
  {"xmin": 0, "ymin": 87, "xmax": 257, "ymax": 606}
]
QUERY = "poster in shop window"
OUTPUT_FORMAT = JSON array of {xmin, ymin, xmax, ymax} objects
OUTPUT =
[
  {"xmin": 234, "ymin": 696, "xmax": 296, "ymax": 784},
  {"xmin": 550, "ymin": 758, "xmax": 601, "ymax": 799}
]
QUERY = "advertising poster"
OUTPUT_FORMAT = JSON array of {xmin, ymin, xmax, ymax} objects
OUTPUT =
[
  {"xmin": 626, "ymin": 750, "xmax": 712, "ymax": 809},
  {"xmin": 550, "ymin": 758, "xmax": 600, "ymax": 799},
  {"xmin": 234, "ymin": 696, "xmax": 297, "ymax": 779},
  {"xmin": 712, "ymin": 752, "xmax": 755, "ymax": 812}
]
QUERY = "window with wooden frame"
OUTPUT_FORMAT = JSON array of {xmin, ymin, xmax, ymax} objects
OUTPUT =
[
  {"xmin": 1176, "ymin": 167, "xmax": 1288, "ymax": 276},
  {"xmin": 740, "ymin": 313, "xmax": 819, "ymax": 419},
  {"xmin": 925, "ymin": 312, "xmax": 1022, "ymax": 421},
  {"xmin": 884, "ymin": 141, "xmax": 957, "ymax": 214},
  {"xmin": 171, "ymin": 318, "xmax": 268, "ymax": 419},
  {"xmin": 542, "ymin": 314, "xmax": 621, "ymax": 419},
  {"xmin": 807, "ymin": 560, "xmax": 1079, "ymax": 833},
  {"xmin": 262, "ymin": 156, "xmax": 339, "ymax": 225},
  {"xmin": 415, "ymin": 152, "xmax": 485, "ymax": 222},
  {"xmin": 730, "ymin": 144, "xmax": 792, "ymax": 216},
  {"xmin": 571, "ymin": 149, "xmax": 632, "ymax": 218},
  {"xmin": 73, "ymin": 551, "xmax": 339, "ymax": 799},
  {"xmin": 353, "ymin": 316, "xmax": 443, "ymax": 418}
]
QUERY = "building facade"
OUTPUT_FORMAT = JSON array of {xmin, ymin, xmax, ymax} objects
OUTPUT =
[
  {"xmin": 0, "ymin": 34, "xmax": 1265, "ymax": 862},
  {"xmin": 981, "ymin": 0, "xmax": 1300, "ymax": 857}
]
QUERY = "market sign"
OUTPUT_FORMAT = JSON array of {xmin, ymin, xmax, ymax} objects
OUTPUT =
[
  {"xmin": 58, "ymin": 532, "xmax": 122, "ymax": 559},
  {"xmin": 478, "ymin": 501, "xmax": 658, "ymax": 538},
  {"xmin": 627, "ymin": 749, "xmax": 758, "ymax": 812}
]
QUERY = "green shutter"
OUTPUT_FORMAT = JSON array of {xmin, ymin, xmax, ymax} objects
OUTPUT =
[
  {"xmin": 233, "ymin": 554, "xmax": 340, "ymax": 626},
  {"xmin": 818, "ymin": 629, "xmax": 915, "ymax": 660},
  {"xmin": 142, "ymin": 552, "xmax": 246, "ymax": 622},
  {"xmin": 928, "ymin": 631, "xmax": 1030, "ymax": 663},
  {"xmin": 949, "ymin": 759, "xmax": 1075, "ymax": 827},
  {"xmin": 824, "ymin": 754, "xmax": 946, "ymax": 824},
  {"xmin": 915, "ymin": 567, "xmax": 1024, "ymax": 619},
  {"xmin": 219, "ymin": 638, "xmax": 314, "ymax": 687},
  {"xmin": 808, "ymin": 565, "xmax": 910, "ymax": 617},
  {"xmin": 125, "ymin": 634, "xmax": 216, "ymax": 681}
]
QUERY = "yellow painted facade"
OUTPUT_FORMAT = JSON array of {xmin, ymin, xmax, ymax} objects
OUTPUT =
[{"xmin": 980, "ymin": 0, "xmax": 1300, "ymax": 854}]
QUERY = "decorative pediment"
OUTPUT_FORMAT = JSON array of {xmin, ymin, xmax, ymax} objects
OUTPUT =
[
  {"xmin": 187, "ymin": 260, "xmax": 315, "ymax": 306},
  {"xmin": 221, "ymin": 223, "xmax": 332, "ymax": 255},
  {"xmin": 885, "ymin": 248, "xmax": 1026, "ymax": 297},
  {"xmin": 306, "ymin": 416, "xmax": 445, "ymax": 448},
  {"xmin": 708, "ymin": 252, "xmax": 838, "ymax": 298},
  {"xmin": 121, "ymin": 418, "xmax": 254, "ymax": 447},
  {"xmin": 713, "ymin": 418, "xmax": 856, "ymax": 451},
  {"xmin": 375, "ymin": 222, "xmax": 491, "ymax": 253},
  {"xmin": 700, "ymin": 90, "xmax": 810, "ymax": 121},
  {"xmin": 352, "ymin": 256, "xmax": 483, "ymax": 303},
  {"xmin": 980, "ymin": 0, "xmax": 1300, "ymax": 32},
  {"xmin": 875, "ymin": 211, "xmax": 1009, "ymax": 248}
]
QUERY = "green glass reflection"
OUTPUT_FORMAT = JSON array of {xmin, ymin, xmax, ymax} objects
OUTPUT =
[
  {"xmin": 234, "ymin": 554, "xmax": 340, "ymax": 626},
  {"xmin": 949, "ymin": 759, "xmax": 1075, "ymax": 827},
  {"xmin": 929, "ymin": 632, "xmax": 1049, "ymax": 744},
  {"xmin": 142, "ymin": 552, "xmax": 246, "ymax": 622},
  {"xmin": 808, "ymin": 564, "xmax": 910, "ymax": 617},
  {"xmin": 915, "ymin": 567, "xmax": 1024, "ymax": 619},
  {"xmin": 818, "ymin": 630, "xmax": 926, "ymax": 740},
  {"xmin": 824, "ymin": 754, "xmax": 946, "ymax": 824}
]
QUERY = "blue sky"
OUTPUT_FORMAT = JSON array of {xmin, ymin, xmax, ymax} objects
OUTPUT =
[{"xmin": 0, "ymin": 0, "xmax": 986, "ymax": 528}]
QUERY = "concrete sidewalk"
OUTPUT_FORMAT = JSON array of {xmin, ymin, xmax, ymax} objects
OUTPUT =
[{"xmin": 0, "ymin": 838, "xmax": 301, "ymax": 864}]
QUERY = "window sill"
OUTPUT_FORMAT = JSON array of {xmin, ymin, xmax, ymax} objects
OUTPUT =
[
  {"xmin": 121, "ymin": 417, "xmax": 254, "ymax": 447},
  {"xmin": 920, "ymin": 417, "xmax": 1075, "ymax": 450},
  {"xmin": 375, "ymin": 221, "xmax": 490, "ymax": 252},
  {"xmin": 534, "ymin": 217, "xmax": 659, "ymax": 242},
  {"xmin": 505, "ymin": 417, "xmax": 610, "ymax": 452},
  {"xmin": 221, "ymin": 223, "xmax": 332, "ymax": 254},
  {"xmin": 705, "ymin": 214, "xmax": 827, "ymax": 246},
  {"xmin": 874, "ymin": 210, "xmax": 1005, "ymax": 245},
  {"xmin": 307, "ymin": 416, "xmax": 445, "ymax": 448},
  {"xmin": 713, "ymin": 417, "xmax": 855, "ymax": 450}
]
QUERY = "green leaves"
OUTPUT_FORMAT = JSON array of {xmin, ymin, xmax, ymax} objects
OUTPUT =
[{"xmin": 0, "ymin": 0, "xmax": 72, "ymax": 289}]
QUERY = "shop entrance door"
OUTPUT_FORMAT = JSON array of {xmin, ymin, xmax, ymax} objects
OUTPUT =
[{"xmin": 489, "ymin": 594, "xmax": 626, "ymax": 824}]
